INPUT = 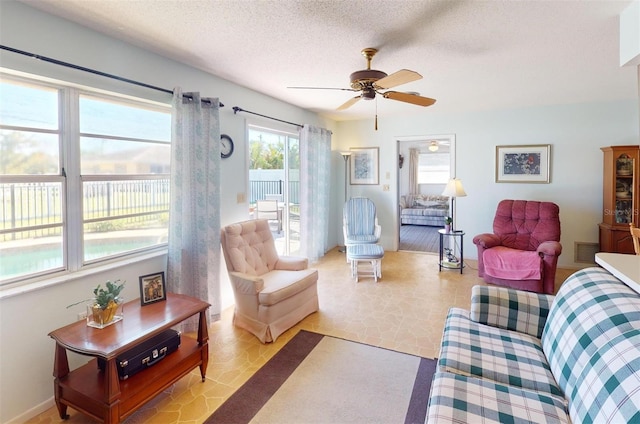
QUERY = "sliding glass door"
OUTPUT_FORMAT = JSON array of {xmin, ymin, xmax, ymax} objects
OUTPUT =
[{"xmin": 248, "ymin": 124, "xmax": 300, "ymax": 255}]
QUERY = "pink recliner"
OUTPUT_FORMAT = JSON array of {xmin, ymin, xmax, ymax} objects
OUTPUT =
[{"xmin": 473, "ymin": 200, "xmax": 562, "ymax": 294}]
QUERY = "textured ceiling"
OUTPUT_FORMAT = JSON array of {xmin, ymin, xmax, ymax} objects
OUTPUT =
[{"xmin": 20, "ymin": 0, "xmax": 637, "ymax": 121}]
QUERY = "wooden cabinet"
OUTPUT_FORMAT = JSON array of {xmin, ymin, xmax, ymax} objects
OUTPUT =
[
  {"xmin": 48, "ymin": 293, "xmax": 210, "ymax": 424},
  {"xmin": 599, "ymin": 145, "xmax": 639, "ymax": 254}
]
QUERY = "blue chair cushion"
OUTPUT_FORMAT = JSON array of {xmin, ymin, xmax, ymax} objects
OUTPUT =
[{"xmin": 347, "ymin": 244, "xmax": 384, "ymax": 259}]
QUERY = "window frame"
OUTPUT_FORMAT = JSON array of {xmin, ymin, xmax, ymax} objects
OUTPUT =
[{"xmin": 0, "ymin": 73, "xmax": 171, "ymax": 288}]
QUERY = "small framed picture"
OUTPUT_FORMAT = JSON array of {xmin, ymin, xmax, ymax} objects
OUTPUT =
[
  {"xmin": 495, "ymin": 144, "xmax": 551, "ymax": 183},
  {"xmin": 139, "ymin": 272, "xmax": 167, "ymax": 306},
  {"xmin": 350, "ymin": 147, "xmax": 379, "ymax": 185}
]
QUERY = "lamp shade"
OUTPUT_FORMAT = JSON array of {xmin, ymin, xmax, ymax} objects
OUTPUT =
[{"xmin": 442, "ymin": 178, "xmax": 467, "ymax": 198}]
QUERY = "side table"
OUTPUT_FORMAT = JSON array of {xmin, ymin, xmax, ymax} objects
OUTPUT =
[
  {"xmin": 49, "ymin": 293, "xmax": 210, "ymax": 424},
  {"xmin": 438, "ymin": 229, "xmax": 464, "ymax": 274}
]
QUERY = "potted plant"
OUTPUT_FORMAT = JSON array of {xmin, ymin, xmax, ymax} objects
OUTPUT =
[
  {"xmin": 68, "ymin": 280, "xmax": 125, "ymax": 328},
  {"xmin": 444, "ymin": 216, "xmax": 453, "ymax": 233}
]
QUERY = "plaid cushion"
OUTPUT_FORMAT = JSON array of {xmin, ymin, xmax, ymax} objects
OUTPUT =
[
  {"xmin": 470, "ymin": 285, "xmax": 554, "ymax": 338},
  {"xmin": 541, "ymin": 267, "xmax": 640, "ymax": 403},
  {"xmin": 438, "ymin": 308, "xmax": 563, "ymax": 397},
  {"xmin": 426, "ymin": 371, "xmax": 569, "ymax": 424},
  {"xmin": 568, "ymin": 329, "xmax": 640, "ymax": 423}
]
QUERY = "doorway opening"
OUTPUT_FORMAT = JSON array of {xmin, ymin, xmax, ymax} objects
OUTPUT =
[{"xmin": 396, "ymin": 135, "xmax": 456, "ymax": 253}]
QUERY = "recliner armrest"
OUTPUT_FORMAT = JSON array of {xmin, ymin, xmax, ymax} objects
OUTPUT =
[
  {"xmin": 469, "ymin": 285, "xmax": 555, "ymax": 338},
  {"xmin": 275, "ymin": 256, "xmax": 308, "ymax": 271},
  {"xmin": 537, "ymin": 241, "xmax": 562, "ymax": 257},
  {"xmin": 472, "ymin": 233, "xmax": 501, "ymax": 249},
  {"xmin": 228, "ymin": 272, "xmax": 265, "ymax": 294}
]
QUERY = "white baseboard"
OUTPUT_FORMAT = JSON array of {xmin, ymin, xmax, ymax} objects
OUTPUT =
[{"xmin": 6, "ymin": 397, "xmax": 54, "ymax": 424}]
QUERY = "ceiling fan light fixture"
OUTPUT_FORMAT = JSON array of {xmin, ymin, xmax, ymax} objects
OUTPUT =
[
  {"xmin": 429, "ymin": 140, "xmax": 439, "ymax": 152},
  {"xmin": 362, "ymin": 86, "xmax": 376, "ymax": 100},
  {"xmin": 350, "ymin": 69, "xmax": 387, "ymax": 89}
]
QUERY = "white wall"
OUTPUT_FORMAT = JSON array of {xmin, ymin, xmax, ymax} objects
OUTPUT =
[
  {"xmin": 0, "ymin": 2, "xmax": 332, "ymax": 422},
  {"xmin": 1, "ymin": 1, "xmax": 638, "ymax": 422},
  {"xmin": 333, "ymin": 99, "xmax": 639, "ymax": 263}
]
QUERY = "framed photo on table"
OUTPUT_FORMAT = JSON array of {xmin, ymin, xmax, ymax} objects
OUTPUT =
[
  {"xmin": 350, "ymin": 147, "xmax": 379, "ymax": 185},
  {"xmin": 495, "ymin": 144, "xmax": 551, "ymax": 183},
  {"xmin": 139, "ymin": 272, "xmax": 167, "ymax": 306}
]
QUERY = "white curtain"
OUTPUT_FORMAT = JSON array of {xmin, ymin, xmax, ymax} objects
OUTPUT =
[
  {"xmin": 409, "ymin": 148, "xmax": 419, "ymax": 194},
  {"xmin": 299, "ymin": 125, "xmax": 332, "ymax": 262},
  {"xmin": 167, "ymin": 88, "xmax": 221, "ymax": 332}
]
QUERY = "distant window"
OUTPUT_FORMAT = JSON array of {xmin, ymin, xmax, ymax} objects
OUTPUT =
[
  {"xmin": 418, "ymin": 152, "xmax": 449, "ymax": 184},
  {"xmin": 0, "ymin": 75, "xmax": 170, "ymax": 285}
]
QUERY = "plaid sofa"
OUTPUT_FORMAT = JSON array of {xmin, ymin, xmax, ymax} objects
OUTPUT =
[{"xmin": 426, "ymin": 267, "xmax": 640, "ymax": 423}]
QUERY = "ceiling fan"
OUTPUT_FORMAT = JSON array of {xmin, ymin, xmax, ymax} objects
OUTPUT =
[{"xmin": 289, "ymin": 48, "xmax": 436, "ymax": 112}]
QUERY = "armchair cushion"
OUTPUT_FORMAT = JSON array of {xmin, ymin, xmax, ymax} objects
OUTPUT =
[
  {"xmin": 343, "ymin": 197, "xmax": 381, "ymax": 245},
  {"xmin": 223, "ymin": 221, "xmax": 279, "ymax": 275},
  {"xmin": 258, "ymin": 270, "xmax": 318, "ymax": 306}
]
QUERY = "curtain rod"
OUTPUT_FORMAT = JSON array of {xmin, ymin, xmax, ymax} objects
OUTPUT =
[
  {"xmin": 232, "ymin": 106, "xmax": 302, "ymax": 128},
  {"xmin": 0, "ymin": 45, "xmax": 224, "ymax": 107}
]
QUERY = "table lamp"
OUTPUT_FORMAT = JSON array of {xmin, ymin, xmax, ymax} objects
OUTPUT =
[{"xmin": 442, "ymin": 178, "xmax": 467, "ymax": 232}]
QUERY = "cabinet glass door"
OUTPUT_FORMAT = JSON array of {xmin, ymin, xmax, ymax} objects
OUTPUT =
[{"xmin": 615, "ymin": 153, "xmax": 634, "ymax": 224}]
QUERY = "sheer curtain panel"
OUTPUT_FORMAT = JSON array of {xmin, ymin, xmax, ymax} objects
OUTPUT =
[
  {"xmin": 409, "ymin": 148, "xmax": 419, "ymax": 194},
  {"xmin": 299, "ymin": 125, "xmax": 331, "ymax": 262},
  {"xmin": 167, "ymin": 89, "xmax": 221, "ymax": 331}
]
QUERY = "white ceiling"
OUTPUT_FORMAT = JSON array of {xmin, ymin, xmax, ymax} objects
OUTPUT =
[{"xmin": 21, "ymin": 0, "xmax": 637, "ymax": 122}]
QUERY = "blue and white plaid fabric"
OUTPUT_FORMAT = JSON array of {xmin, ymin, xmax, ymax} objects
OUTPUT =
[
  {"xmin": 426, "ymin": 371, "xmax": 569, "ymax": 424},
  {"xmin": 569, "ymin": 329, "xmax": 640, "ymax": 423},
  {"xmin": 439, "ymin": 308, "xmax": 562, "ymax": 396},
  {"xmin": 541, "ymin": 267, "xmax": 640, "ymax": 423},
  {"xmin": 344, "ymin": 197, "xmax": 378, "ymax": 245},
  {"xmin": 470, "ymin": 285, "xmax": 554, "ymax": 338}
]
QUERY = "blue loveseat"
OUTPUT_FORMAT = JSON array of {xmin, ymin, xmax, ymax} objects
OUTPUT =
[{"xmin": 427, "ymin": 267, "xmax": 640, "ymax": 423}]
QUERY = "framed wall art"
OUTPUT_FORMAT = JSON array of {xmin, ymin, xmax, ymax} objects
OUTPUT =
[
  {"xmin": 139, "ymin": 271, "xmax": 167, "ymax": 305},
  {"xmin": 350, "ymin": 147, "xmax": 379, "ymax": 185},
  {"xmin": 495, "ymin": 144, "xmax": 551, "ymax": 183}
]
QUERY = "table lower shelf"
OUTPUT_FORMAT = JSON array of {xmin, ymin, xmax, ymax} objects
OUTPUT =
[
  {"xmin": 56, "ymin": 336, "xmax": 205, "ymax": 422},
  {"xmin": 440, "ymin": 260, "xmax": 463, "ymax": 269}
]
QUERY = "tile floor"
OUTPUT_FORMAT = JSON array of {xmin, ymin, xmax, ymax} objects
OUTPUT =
[{"xmin": 27, "ymin": 248, "xmax": 575, "ymax": 424}]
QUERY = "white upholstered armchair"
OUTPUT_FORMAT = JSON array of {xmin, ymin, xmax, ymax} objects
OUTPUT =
[{"xmin": 220, "ymin": 219, "xmax": 319, "ymax": 343}]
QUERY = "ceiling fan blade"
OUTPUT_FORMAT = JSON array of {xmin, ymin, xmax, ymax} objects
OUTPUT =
[
  {"xmin": 382, "ymin": 91, "xmax": 436, "ymax": 107},
  {"xmin": 288, "ymin": 86, "xmax": 356, "ymax": 92},
  {"xmin": 337, "ymin": 96, "xmax": 362, "ymax": 110},
  {"xmin": 375, "ymin": 69, "xmax": 422, "ymax": 89}
]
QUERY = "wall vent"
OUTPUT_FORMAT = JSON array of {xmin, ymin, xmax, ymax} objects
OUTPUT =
[{"xmin": 574, "ymin": 242, "xmax": 599, "ymax": 264}]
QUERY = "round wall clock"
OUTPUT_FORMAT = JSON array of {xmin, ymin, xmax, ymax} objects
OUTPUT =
[{"xmin": 220, "ymin": 134, "xmax": 234, "ymax": 159}]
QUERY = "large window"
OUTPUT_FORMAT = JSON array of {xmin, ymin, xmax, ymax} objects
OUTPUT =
[{"xmin": 0, "ymin": 75, "xmax": 171, "ymax": 285}]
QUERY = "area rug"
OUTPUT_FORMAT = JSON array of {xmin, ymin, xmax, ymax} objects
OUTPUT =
[
  {"xmin": 205, "ymin": 330, "xmax": 436, "ymax": 424},
  {"xmin": 399, "ymin": 225, "xmax": 439, "ymax": 253}
]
